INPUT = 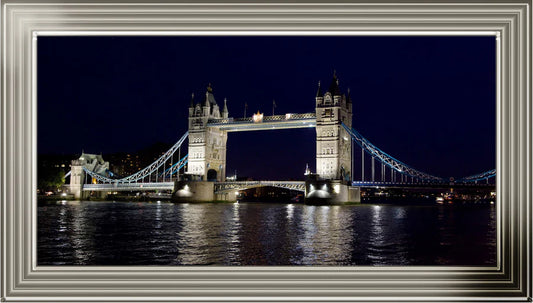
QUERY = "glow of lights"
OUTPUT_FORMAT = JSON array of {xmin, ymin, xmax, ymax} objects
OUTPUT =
[
  {"xmin": 235, "ymin": 191, "xmax": 239, "ymax": 195},
  {"xmin": 176, "ymin": 184, "xmax": 193, "ymax": 198},
  {"xmin": 286, "ymin": 203, "xmax": 294, "ymax": 219},
  {"xmin": 321, "ymin": 184, "xmax": 328, "ymax": 191},
  {"xmin": 157, "ymin": 201, "xmax": 161, "ymax": 204},
  {"xmin": 333, "ymin": 184, "xmax": 340, "ymax": 194},
  {"xmin": 61, "ymin": 193, "xmax": 67, "ymax": 197},
  {"xmin": 252, "ymin": 111, "xmax": 264, "ymax": 123},
  {"xmin": 285, "ymin": 113, "xmax": 292, "ymax": 119}
]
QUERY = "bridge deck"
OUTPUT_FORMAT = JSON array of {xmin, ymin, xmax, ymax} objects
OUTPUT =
[
  {"xmin": 215, "ymin": 181, "xmax": 306, "ymax": 193},
  {"xmin": 83, "ymin": 182, "xmax": 174, "ymax": 191},
  {"xmin": 82, "ymin": 180, "xmax": 493, "ymax": 193},
  {"xmin": 207, "ymin": 113, "xmax": 316, "ymax": 132},
  {"xmin": 352, "ymin": 181, "xmax": 495, "ymax": 188}
]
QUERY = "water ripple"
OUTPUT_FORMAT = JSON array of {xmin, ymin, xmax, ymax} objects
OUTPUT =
[{"xmin": 38, "ymin": 201, "xmax": 496, "ymax": 266}]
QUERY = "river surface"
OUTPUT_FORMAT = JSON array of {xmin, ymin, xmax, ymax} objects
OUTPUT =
[{"xmin": 38, "ymin": 201, "xmax": 496, "ymax": 266}]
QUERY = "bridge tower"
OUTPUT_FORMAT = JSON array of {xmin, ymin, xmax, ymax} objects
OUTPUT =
[
  {"xmin": 68, "ymin": 153, "xmax": 109, "ymax": 199},
  {"xmin": 315, "ymin": 72, "xmax": 353, "ymax": 181},
  {"xmin": 69, "ymin": 159, "xmax": 85, "ymax": 199},
  {"xmin": 186, "ymin": 84, "xmax": 228, "ymax": 181}
]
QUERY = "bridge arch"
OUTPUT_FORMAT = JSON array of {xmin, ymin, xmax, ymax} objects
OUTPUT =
[{"xmin": 207, "ymin": 169, "xmax": 217, "ymax": 181}]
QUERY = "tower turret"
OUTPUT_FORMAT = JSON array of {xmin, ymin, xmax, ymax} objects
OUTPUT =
[
  {"xmin": 315, "ymin": 81, "xmax": 323, "ymax": 107},
  {"xmin": 189, "ymin": 93, "xmax": 195, "ymax": 116},
  {"xmin": 203, "ymin": 85, "xmax": 211, "ymax": 117},
  {"xmin": 346, "ymin": 87, "xmax": 353, "ymax": 113},
  {"xmin": 222, "ymin": 98, "xmax": 229, "ymax": 119},
  {"xmin": 328, "ymin": 71, "xmax": 342, "ymax": 106}
]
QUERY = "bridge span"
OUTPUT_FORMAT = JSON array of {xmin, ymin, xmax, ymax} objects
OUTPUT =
[
  {"xmin": 82, "ymin": 182, "xmax": 174, "ymax": 192},
  {"xmin": 214, "ymin": 181, "xmax": 305, "ymax": 193},
  {"xmin": 81, "ymin": 181, "xmax": 306, "ymax": 193},
  {"xmin": 64, "ymin": 73, "xmax": 495, "ymax": 203}
]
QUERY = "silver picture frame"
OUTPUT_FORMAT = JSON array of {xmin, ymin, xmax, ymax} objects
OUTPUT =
[{"xmin": 1, "ymin": 1, "xmax": 531, "ymax": 302}]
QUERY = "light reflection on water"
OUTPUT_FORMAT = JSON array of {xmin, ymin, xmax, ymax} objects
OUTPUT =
[{"xmin": 38, "ymin": 201, "xmax": 496, "ymax": 266}]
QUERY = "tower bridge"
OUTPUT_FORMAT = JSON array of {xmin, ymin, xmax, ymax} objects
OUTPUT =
[{"xmin": 64, "ymin": 72, "xmax": 495, "ymax": 203}]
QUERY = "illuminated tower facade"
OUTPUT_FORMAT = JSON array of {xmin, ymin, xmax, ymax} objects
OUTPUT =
[
  {"xmin": 315, "ymin": 72, "xmax": 353, "ymax": 181},
  {"xmin": 186, "ymin": 84, "xmax": 228, "ymax": 181}
]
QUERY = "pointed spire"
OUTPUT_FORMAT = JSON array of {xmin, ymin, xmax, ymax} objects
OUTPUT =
[
  {"xmin": 205, "ymin": 83, "xmax": 215, "ymax": 107},
  {"xmin": 347, "ymin": 87, "xmax": 352, "ymax": 103},
  {"xmin": 204, "ymin": 84, "xmax": 211, "ymax": 107},
  {"xmin": 316, "ymin": 80, "xmax": 322, "ymax": 97},
  {"xmin": 223, "ymin": 98, "xmax": 228, "ymax": 113},
  {"xmin": 328, "ymin": 70, "xmax": 341, "ymax": 95},
  {"xmin": 190, "ymin": 92, "xmax": 195, "ymax": 107}
]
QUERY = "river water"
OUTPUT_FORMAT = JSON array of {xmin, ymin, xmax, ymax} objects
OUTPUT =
[{"xmin": 38, "ymin": 201, "xmax": 496, "ymax": 266}]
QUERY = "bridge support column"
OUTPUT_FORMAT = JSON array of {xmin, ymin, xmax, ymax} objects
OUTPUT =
[
  {"xmin": 305, "ymin": 177, "xmax": 360, "ymax": 204},
  {"xmin": 215, "ymin": 191, "xmax": 238, "ymax": 202},
  {"xmin": 69, "ymin": 160, "xmax": 85, "ymax": 199},
  {"xmin": 173, "ymin": 180, "xmax": 214, "ymax": 202},
  {"xmin": 69, "ymin": 185, "xmax": 83, "ymax": 200}
]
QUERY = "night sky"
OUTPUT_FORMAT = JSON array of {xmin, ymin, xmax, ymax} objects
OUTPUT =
[{"xmin": 38, "ymin": 36, "xmax": 496, "ymax": 180}]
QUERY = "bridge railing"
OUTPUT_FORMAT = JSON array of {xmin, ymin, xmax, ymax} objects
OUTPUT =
[
  {"xmin": 456, "ymin": 169, "xmax": 496, "ymax": 183},
  {"xmin": 82, "ymin": 132, "xmax": 188, "ymax": 184},
  {"xmin": 83, "ymin": 182, "xmax": 174, "ymax": 191},
  {"xmin": 214, "ymin": 181, "xmax": 305, "ymax": 192},
  {"xmin": 342, "ymin": 123, "xmax": 444, "ymax": 183},
  {"xmin": 208, "ymin": 113, "xmax": 316, "ymax": 125}
]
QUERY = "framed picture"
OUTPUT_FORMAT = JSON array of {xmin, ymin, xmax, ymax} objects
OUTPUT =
[{"xmin": 1, "ymin": 1, "xmax": 531, "ymax": 302}]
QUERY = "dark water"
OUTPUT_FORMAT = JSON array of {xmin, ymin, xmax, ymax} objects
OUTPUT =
[{"xmin": 38, "ymin": 201, "xmax": 496, "ymax": 266}]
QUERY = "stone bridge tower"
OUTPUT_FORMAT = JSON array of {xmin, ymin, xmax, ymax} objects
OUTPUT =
[
  {"xmin": 69, "ymin": 153, "xmax": 109, "ymax": 199},
  {"xmin": 315, "ymin": 72, "xmax": 353, "ymax": 182},
  {"xmin": 186, "ymin": 84, "xmax": 228, "ymax": 181}
]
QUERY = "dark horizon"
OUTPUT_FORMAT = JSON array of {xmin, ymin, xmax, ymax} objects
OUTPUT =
[{"xmin": 38, "ymin": 36, "xmax": 496, "ymax": 180}]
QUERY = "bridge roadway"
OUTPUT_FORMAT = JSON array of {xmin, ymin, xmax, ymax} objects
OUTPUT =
[
  {"xmin": 207, "ymin": 113, "xmax": 316, "ymax": 132},
  {"xmin": 82, "ymin": 181, "xmax": 306, "ymax": 192},
  {"xmin": 214, "ymin": 181, "xmax": 305, "ymax": 193},
  {"xmin": 352, "ymin": 181, "xmax": 495, "ymax": 188},
  {"xmin": 82, "ymin": 180, "xmax": 492, "ymax": 192},
  {"xmin": 83, "ymin": 182, "xmax": 175, "ymax": 191}
]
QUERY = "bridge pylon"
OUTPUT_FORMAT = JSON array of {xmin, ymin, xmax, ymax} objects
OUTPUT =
[
  {"xmin": 315, "ymin": 72, "xmax": 353, "ymax": 182},
  {"xmin": 307, "ymin": 72, "xmax": 359, "ymax": 204},
  {"xmin": 68, "ymin": 153, "xmax": 109, "ymax": 199},
  {"xmin": 186, "ymin": 85, "xmax": 228, "ymax": 182}
]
